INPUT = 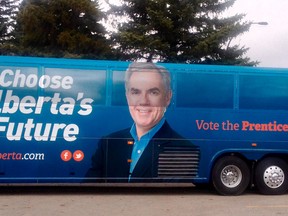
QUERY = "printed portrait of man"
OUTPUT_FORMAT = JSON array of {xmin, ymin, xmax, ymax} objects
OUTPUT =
[{"xmin": 85, "ymin": 62, "xmax": 199, "ymax": 183}]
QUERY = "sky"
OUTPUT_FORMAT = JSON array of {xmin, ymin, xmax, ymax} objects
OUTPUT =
[
  {"xmin": 227, "ymin": 0, "xmax": 288, "ymax": 68},
  {"xmin": 100, "ymin": 0, "xmax": 288, "ymax": 68}
]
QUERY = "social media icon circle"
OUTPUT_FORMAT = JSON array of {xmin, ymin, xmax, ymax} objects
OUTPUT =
[
  {"xmin": 73, "ymin": 150, "xmax": 84, "ymax": 162},
  {"xmin": 61, "ymin": 150, "xmax": 72, "ymax": 162}
]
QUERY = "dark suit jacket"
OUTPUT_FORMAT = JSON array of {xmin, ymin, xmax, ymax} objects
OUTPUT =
[{"xmin": 85, "ymin": 121, "xmax": 199, "ymax": 183}]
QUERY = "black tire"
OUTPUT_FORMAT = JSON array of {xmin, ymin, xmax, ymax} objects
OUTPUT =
[
  {"xmin": 255, "ymin": 157, "xmax": 288, "ymax": 195},
  {"xmin": 212, "ymin": 156, "xmax": 250, "ymax": 196}
]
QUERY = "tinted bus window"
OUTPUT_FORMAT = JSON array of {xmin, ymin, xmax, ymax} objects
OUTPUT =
[
  {"xmin": 0, "ymin": 66, "xmax": 38, "ymax": 97},
  {"xmin": 239, "ymin": 75, "xmax": 288, "ymax": 110},
  {"xmin": 44, "ymin": 68, "xmax": 107, "ymax": 105},
  {"xmin": 111, "ymin": 71, "xmax": 126, "ymax": 106},
  {"xmin": 176, "ymin": 73, "xmax": 234, "ymax": 108}
]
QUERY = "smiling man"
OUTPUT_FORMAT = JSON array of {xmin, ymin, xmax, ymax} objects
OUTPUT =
[
  {"xmin": 125, "ymin": 62, "xmax": 172, "ymax": 139},
  {"xmin": 85, "ymin": 62, "xmax": 198, "ymax": 183}
]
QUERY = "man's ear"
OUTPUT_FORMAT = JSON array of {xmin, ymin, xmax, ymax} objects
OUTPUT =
[{"xmin": 165, "ymin": 90, "xmax": 172, "ymax": 106}]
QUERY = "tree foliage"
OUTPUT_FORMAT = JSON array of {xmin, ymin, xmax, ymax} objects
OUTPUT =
[
  {"xmin": 0, "ymin": 0, "xmax": 257, "ymax": 65},
  {"xmin": 0, "ymin": 0, "xmax": 19, "ymax": 54},
  {"xmin": 109, "ymin": 0, "xmax": 255, "ymax": 65},
  {"xmin": 14, "ymin": 0, "xmax": 111, "ymax": 58}
]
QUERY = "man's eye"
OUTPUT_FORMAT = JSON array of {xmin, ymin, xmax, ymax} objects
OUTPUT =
[
  {"xmin": 131, "ymin": 90, "xmax": 140, "ymax": 95},
  {"xmin": 150, "ymin": 90, "xmax": 160, "ymax": 95}
]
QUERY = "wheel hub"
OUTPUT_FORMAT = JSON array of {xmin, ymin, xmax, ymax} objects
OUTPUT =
[
  {"xmin": 263, "ymin": 166, "xmax": 284, "ymax": 188},
  {"xmin": 221, "ymin": 165, "xmax": 242, "ymax": 188}
]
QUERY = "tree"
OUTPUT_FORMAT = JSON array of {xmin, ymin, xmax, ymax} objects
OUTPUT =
[
  {"xmin": 109, "ymin": 0, "xmax": 256, "ymax": 65},
  {"xmin": 14, "ymin": 0, "xmax": 111, "ymax": 58},
  {"xmin": 0, "ymin": 0, "xmax": 19, "ymax": 54}
]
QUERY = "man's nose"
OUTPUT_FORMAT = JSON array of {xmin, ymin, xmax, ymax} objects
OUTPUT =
[{"xmin": 138, "ymin": 93, "xmax": 150, "ymax": 106}]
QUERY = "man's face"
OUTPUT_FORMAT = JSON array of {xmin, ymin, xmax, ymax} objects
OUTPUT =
[{"xmin": 126, "ymin": 69, "xmax": 172, "ymax": 135}]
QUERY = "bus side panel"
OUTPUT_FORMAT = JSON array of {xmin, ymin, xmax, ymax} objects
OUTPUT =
[{"xmin": 1, "ymin": 56, "xmax": 288, "ymax": 185}]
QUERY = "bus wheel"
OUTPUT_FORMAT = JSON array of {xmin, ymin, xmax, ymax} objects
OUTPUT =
[
  {"xmin": 212, "ymin": 156, "xmax": 250, "ymax": 195},
  {"xmin": 255, "ymin": 157, "xmax": 288, "ymax": 195}
]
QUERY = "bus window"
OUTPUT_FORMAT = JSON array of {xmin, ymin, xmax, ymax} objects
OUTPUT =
[
  {"xmin": 0, "ymin": 66, "xmax": 38, "ymax": 96},
  {"xmin": 176, "ymin": 72, "xmax": 234, "ymax": 109},
  {"xmin": 44, "ymin": 68, "xmax": 107, "ymax": 105},
  {"xmin": 111, "ymin": 71, "xmax": 126, "ymax": 106},
  {"xmin": 239, "ymin": 75, "xmax": 288, "ymax": 110}
]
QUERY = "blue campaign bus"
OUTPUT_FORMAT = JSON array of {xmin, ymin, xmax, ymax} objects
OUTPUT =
[{"xmin": 0, "ymin": 55, "xmax": 288, "ymax": 195}]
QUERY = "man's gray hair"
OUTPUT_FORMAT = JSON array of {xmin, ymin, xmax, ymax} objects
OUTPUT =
[{"xmin": 125, "ymin": 62, "xmax": 171, "ymax": 92}]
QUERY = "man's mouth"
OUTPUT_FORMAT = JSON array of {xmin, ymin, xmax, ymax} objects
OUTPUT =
[
  {"xmin": 138, "ymin": 109, "xmax": 149, "ymax": 113},
  {"xmin": 136, "ymin": 107, "xmax": 151, "ymax": 113}
]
